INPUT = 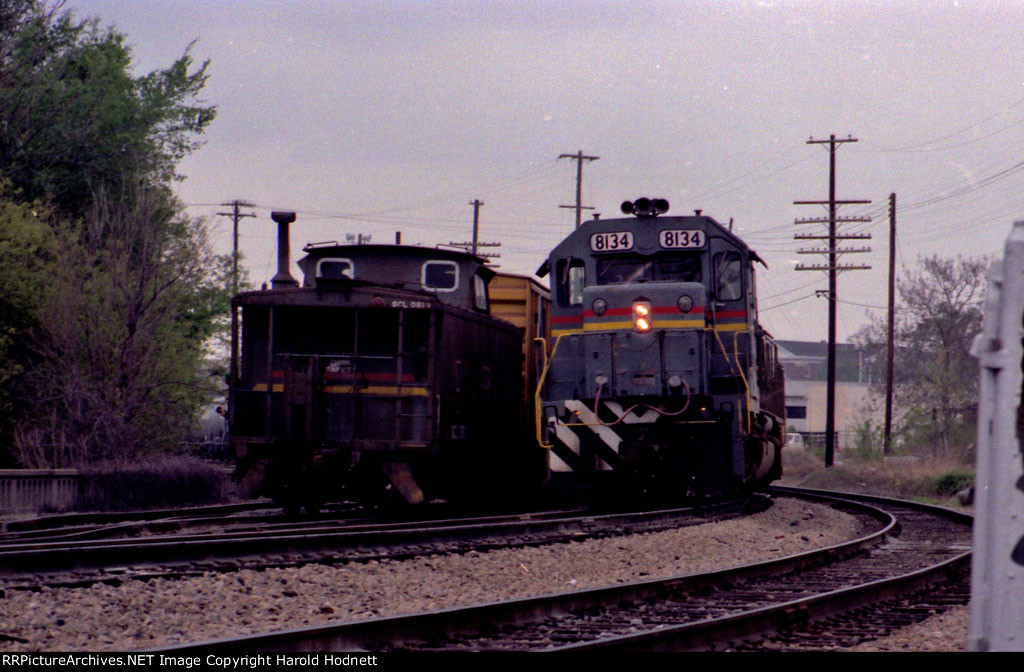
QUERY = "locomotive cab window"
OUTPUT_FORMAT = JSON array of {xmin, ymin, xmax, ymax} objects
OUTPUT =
[
  {"xmin": 317, "ymin": 258, "xmax": 354, "ymax": 279},
  {"xmin": 714, "ymin": 251, "xmax": 743, "ymax": 301},
  {"xmin": 473, "ymin": 273, "xmax": 489, "ymax": 311},
  {"xmin": 597, "ymin": 253, "xmax": 702, "ymax": 285},
  {"xmin": 422, "ymin": 260, "xmax": 459, "ymax": 292},
  {"xmin": 556, "ymin": 258, "xmax": 585, "ymax": 307}
]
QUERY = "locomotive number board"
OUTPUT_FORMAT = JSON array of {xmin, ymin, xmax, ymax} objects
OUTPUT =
[
  {"xmin": 590, "ymin": 231, "xmax": 634, "ymax": 252},
  {"xmin": 659, "ymin": 229, "xmax": 706, "ymax": 249}
]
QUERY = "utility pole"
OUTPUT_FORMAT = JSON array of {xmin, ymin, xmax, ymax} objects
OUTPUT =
[
  {"xmin": 558, "ymin": 150, "xmax": 599, "ymax": 229},
  {"xmin": 450, "ymin": 199, "xmax": 501, "ymax": 261},
  {"xmin": 794, "ymin": 135, "xmax": 871, "ymax": 468},
  {"xmin": 218, "ymin": 199, "xmax": 256, "ymax": 295},
  {"xmin": 884, "ymin": 192, "xmax": 897, "ymax": 455}
]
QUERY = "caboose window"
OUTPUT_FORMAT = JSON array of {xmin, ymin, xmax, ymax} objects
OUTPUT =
[
  {"xmin": 597, "ymin": 254, "xmax": 701, "ymax": 285},
  {"xmin": 422, "ymin": 261, "xmax": 459, "ymax": 292},
  {"xmin": 556, "ymin": 258, "xmax": 585, "ymax": 307},
  {"xmin": 473, "ymin": 274, "xmax": 489, "ymax": 311},
  {"xmin": 316, "ymin": 258, "xmax": 354, "ymax": 279}
]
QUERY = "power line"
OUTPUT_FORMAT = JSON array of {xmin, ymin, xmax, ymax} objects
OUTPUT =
[
  {"xmin": 860, "ymin": 93, "xmax": 1024, "ymax": 154},
  {"xmin": 762, "ymin": 278, "xmax": 826, "ymax": 300},
  {"xmin": 836, "ymin": 298, "xmax": 887, "ymax": 310},
  {"xmin": 761, "ymin": 293, "xmax": 818, "ymax": 312},
  {"xmin": 900, "ymin": 158, "xmax": 1024, "ymax": 213}
]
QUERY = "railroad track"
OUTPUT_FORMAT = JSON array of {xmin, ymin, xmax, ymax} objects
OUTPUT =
[
  {"xmin": 152, "ymin": 487, "xmax": 971, "ymax": 652},
  {"xmin": 0, "ymin": 502, "xmax": 292, "ymax": 542},
  {"xmin": 0, "ymin": 499, "xmax": 753, "ymax": 588}
]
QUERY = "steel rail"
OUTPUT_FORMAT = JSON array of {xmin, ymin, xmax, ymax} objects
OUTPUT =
[
  {"xmin": 0, "ymin": 501, "xmax": 279, "ymax": 537},
  {"xmin": 562, "ymin": 488, "xmax": 972, "ymax": 651},
  {"xmin": 0, "ymin": 500, "xmax": 748, "ymax": 576},
  {"xmin": 152, "ymin": 488, "xmax": 932, "ymax": 653}
]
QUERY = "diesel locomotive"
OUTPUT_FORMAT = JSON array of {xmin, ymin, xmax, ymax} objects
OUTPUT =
[
  {"xmin": 228, "ymin": 212, "xmax": 546, "ymax": 513},
  {"xmin": 228, "ymin": 198, "xmax": 783, "ymax": 512},
  {"xmin": 535, "ymin": 198, "xmax": 785, "ymax": 501}
]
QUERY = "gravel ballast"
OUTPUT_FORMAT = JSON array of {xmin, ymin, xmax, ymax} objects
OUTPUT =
[{"xmin": 0, "ymin": 497, "xmax": 965, "ymax": 652}]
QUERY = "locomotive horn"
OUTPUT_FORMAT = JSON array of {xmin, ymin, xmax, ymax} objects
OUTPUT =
[
  {"xmin": 271, "ymin": 211, "xmax": 299, "ymax": 289},
  {"xmin": 623, "ymin": 198, "xmax": 668, "ymax": 217}
]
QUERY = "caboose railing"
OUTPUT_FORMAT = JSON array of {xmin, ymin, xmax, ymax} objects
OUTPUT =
[{"xmin": 236, "ymin": 348, "xmax": 435, "ymax": 447}]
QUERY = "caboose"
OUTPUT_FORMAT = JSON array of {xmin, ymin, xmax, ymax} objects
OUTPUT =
[
  {"xmin": 229, "ymin": 212, "xmax": 540, "ymax": 513},
  {"xmin": 536, "ymin": 198, "xmax": 785, "ymax": 502}
]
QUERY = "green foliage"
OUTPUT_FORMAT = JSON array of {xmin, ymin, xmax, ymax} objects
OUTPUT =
[
  {"xmin": 787, "ymin": 452, "xmax": 976, "ymax": 506},
  {"xmin": 0, "ymin": 185, "xmax": 56, "ymax": 453},
  {"xmin": 10, "ymin": 187, "xmax": 230, "ymax": 467},
  {"xmin": 934, "ymin": 471, "xmax": 974, "ymax": 497},
  {"xmin": 0, "ymin": 1, "xmax": 215, "ymax": 217},
  {"xmin": 0, "ymin": 2, "xmax": 228, "ymax": 470},
  {"xmin": 847, "ymin": 418, "xmax": 883, "ymax": 462},
  {"xmin": 852, "ymin": 254, "xmax": 987, "ymax": 458}
]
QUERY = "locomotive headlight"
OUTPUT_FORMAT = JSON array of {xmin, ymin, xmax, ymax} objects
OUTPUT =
[
  {"xmin": 592, "ymin": 298, "xmax": 608, "ymax": 316},
  {"xmin": 632, "ymin": 301, "xmax": 652, "ymax": 332},
  {"xmin": 677, "ymin": 294, "xmax": 694, "ymax": 313}
]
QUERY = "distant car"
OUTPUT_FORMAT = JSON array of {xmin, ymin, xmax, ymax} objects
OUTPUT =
[{"xmin": 786, "ymin": 432, "xmax": 804, "ymax": 451}]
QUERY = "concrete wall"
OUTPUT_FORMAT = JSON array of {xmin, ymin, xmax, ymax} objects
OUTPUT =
[
  {"xmin": 0, "ymin": 469, "xmax": 81, "ymax": 514},
  {"xmin": 784, "ymin": 379, "xmax": 878, "ymax": 449}
]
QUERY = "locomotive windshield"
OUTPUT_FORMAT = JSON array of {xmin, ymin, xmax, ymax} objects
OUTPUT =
[
  {"xmin": 596, "ymin": 253, "xmax": 702, "ymax": 285},
  {"xmin": 714, "ymin": 251, "xmax": 743, "ymax": 301}
]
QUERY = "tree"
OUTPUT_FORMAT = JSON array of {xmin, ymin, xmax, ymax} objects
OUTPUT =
[
  {"xmin": 11, "ymin": 185, "xmax": 231, "ymax": 467},
  {"xmin": 0, "ymin": 0, "xmax": 215, "ymax": 217},
  {"xmin": 853, "ymin": 255, "xmax": 988, "ymax": 457},
  {"xmin": 0, "ymin": 1, "xmax": 228, "ymax": 467},
  {"xmin": 0, "ymin": 186, "xmax": 56, "ymax": 464}
]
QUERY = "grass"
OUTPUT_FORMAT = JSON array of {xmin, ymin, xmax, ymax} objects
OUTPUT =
[{"xmin": 778, "ymin": 448, "xmax": 974, "ymax": 509}]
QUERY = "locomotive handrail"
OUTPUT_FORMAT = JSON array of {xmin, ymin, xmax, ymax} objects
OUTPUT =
[
  {"xmin": 733, "ymin": 327, "xmax": 757, "ymax": 432},
  {"xmin": 707, "ymin": 326, "xmax": 740, "ymax": 378},
  {"xmin": 533, "ymin": 334, "xmax": 563, "ymax": 450},
  {"xmin": 707, "ymin": 326, "xmax": 751, "ymax": 434}
]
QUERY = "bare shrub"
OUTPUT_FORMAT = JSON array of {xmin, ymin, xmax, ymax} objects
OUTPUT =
[{"xmin": 75, "ymin": 455, "xmax": 229, "ymax": 511}]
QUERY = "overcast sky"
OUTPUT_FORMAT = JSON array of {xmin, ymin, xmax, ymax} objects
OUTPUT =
[{"xmin": 68, "ymin": 0, "xmax": 1024, "ymax": 342}]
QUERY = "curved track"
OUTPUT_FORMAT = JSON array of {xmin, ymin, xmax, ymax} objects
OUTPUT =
[
  {"xmin": 0, "ymin": 499, "xmax": 754, "ymax": 589},
  {"xmin": 151, "ymin": 487, "xmax": 971, "ymax": 653}
]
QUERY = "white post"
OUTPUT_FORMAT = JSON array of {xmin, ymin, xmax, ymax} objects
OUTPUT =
[{"xmin": 969, "ymin": 221, "xmax": 1024, "ymax": 651}]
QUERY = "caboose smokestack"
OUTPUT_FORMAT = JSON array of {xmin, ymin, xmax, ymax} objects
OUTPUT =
[{"xmin": 271, "ymin": 211, "xmax": 298, "ymax": 288}]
